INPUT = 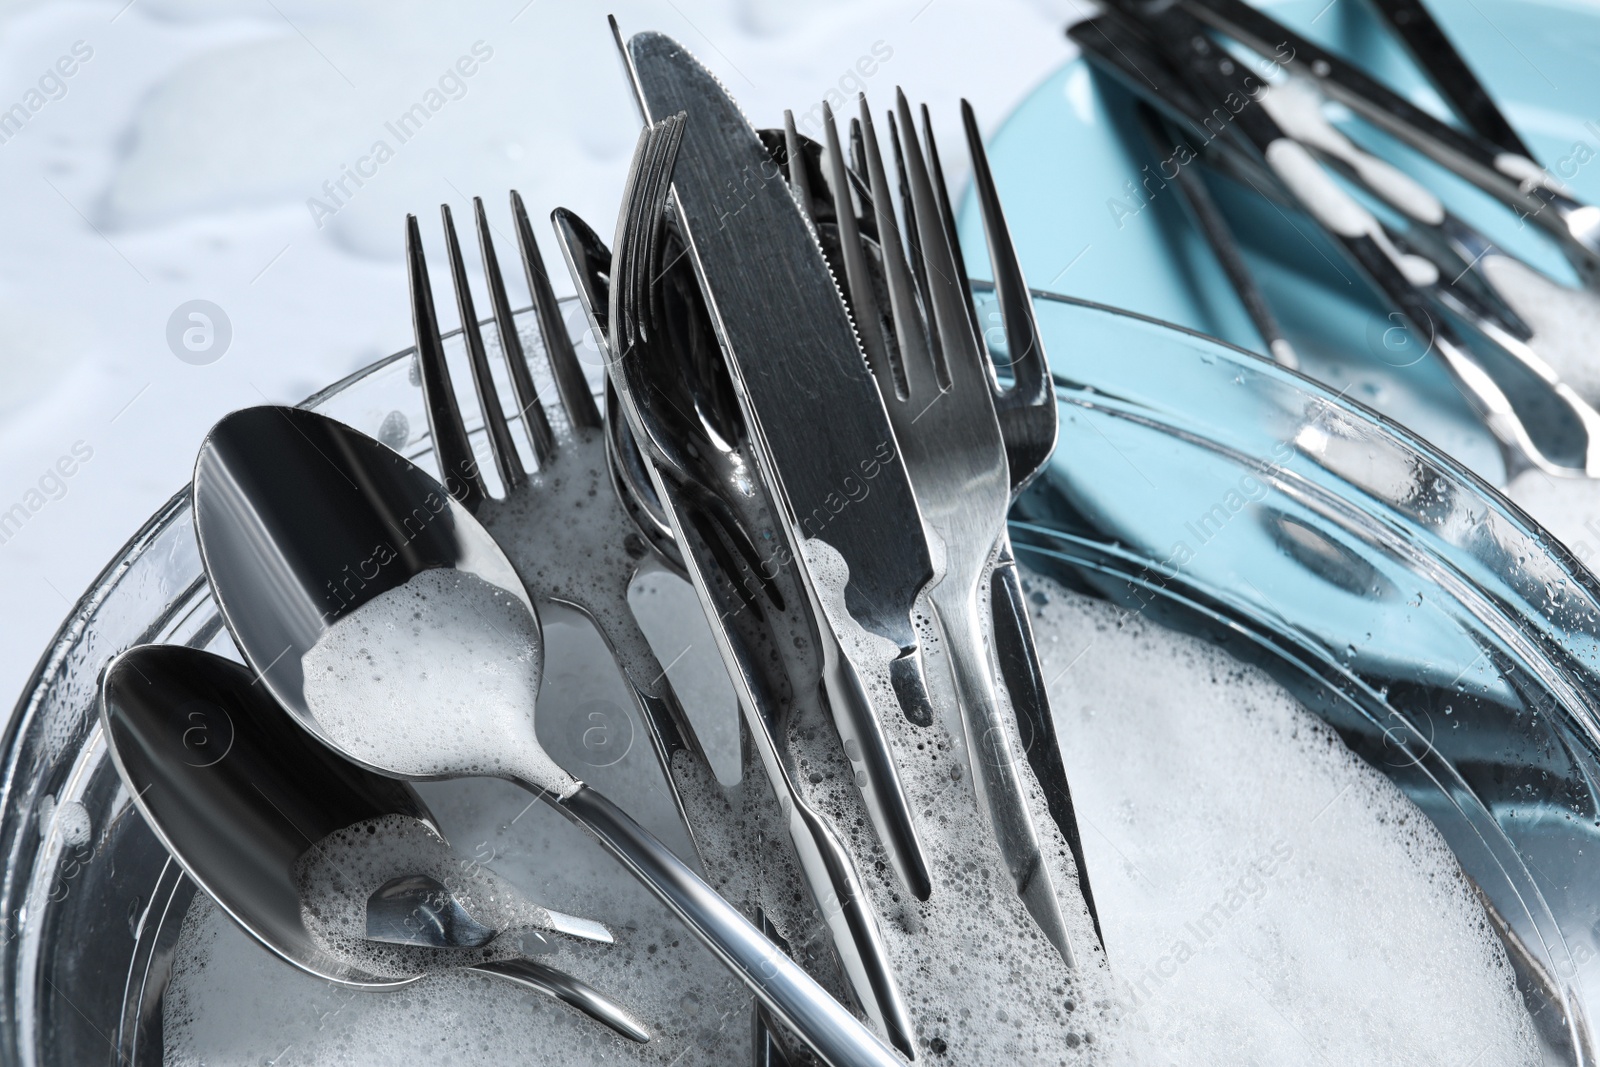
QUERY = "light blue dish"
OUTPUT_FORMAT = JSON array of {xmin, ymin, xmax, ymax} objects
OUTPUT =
[
  {"xmin": 958, "ymin": 0, "xmax": 1600, "ymax": 489},
  {"xmin": 999, "ymin": 290, "xmax": 1600, "ymax": 1061}
]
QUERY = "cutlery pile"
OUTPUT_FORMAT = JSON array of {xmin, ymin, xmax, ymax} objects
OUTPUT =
[
  {"xmin": 96, "ymin": 20, "xmax": 1112, "ymax": 1067},
  {"xmin": 1072, "ymin": 0, "xmax": 1600, "ymax": 484}
]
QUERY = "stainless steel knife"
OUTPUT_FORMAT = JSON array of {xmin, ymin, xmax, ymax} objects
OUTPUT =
[{"xmin": 614, "ymin": 28, "xmax": 938, "ymax": 900}]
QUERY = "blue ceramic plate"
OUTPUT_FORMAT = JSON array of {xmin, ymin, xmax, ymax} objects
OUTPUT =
[{"xmin": 958, "ymin": 0, "xmax": 1600, "ymax": 489}]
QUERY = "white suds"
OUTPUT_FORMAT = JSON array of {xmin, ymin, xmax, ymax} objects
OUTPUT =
[
  {"xmin": 1029, "ymin": 576, "xmax": 1538, "ymax": 1065},
  {"xmin": 302, "ymin": 567, "xmax": 577, "ymax": 797},
  {"xmin": 292, "ymin": 813, "xmax": 578, "ymax": 980},
  {"xmin": 799, "ymin": 537, "xmax": 1119, "ymax": 1061},
  {"xmin": 167, "ymin": 568, "xmax": 1539, "ymax": 1064},
  {"xmin": 1480, "ymin": 254, "xmax": 1600, "ymax": 405}
]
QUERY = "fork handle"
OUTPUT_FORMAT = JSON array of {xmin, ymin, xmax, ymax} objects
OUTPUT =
[
  {"xmin": 1367, "ymin": 0, "xmax": 1532, "ymax": 159},
  {"xmin": 554, "ymin": 785, "xmax": 906, "ymax": 1067},
  {"xmin": 935, "ymin": 580, "xmax": 1079, "ymax": 970},
  {"xmin": 989, "ymin": 541, "xmax": 1102, "ymax": 945}
]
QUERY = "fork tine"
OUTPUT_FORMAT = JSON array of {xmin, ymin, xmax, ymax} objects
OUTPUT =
[
  {"xmin": 894, "ymin": 89, "xmax": 986, "ymax": 391},
  {"xmin": 442, "ymin": 203, "xmax": 526, "ymax": 493},
  {"xmin": 406, "ymin": 213, "xmax": 486, "ymax": 509},
  {"xmin": 922, "ymin": 102, "xmax": 983, "ymax": 352},
  {"xmin": 847, "ymin": 117, "xmax": 886, "ymax": 247},
  {"xmin": 475, "ymin": 197, "xmax": 556, "ymax": 467},
  {"xmin": 782, "ymin": 109, "xmax": 814, "ymax": 229},
  {"xmin": 962, "ymin": 98, "xmax": 1046, "ymax": 408},
  {"xmin": 512, "ymin": 189, "xmax": 603, "ymax": 432},
  {"xmin": 885, "ymin": 106, "xmax": 943, "ymax": 387},
  {"xmin": 857, "ymin": 95, "xmax": 936, "ymax": 401},
  {"xmin": 823, "ymin": 101, "xmax": 895, "ymax": 400},
  {"xmin": 613, "ymin": 113, "xmax": 687, "ymax": 353}
]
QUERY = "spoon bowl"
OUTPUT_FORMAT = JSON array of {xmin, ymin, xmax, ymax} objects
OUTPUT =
[
  {"xmin": 100, "ymin": 643, "xmax": 430, "ymax": 988},
  {"xmin": 98, "ymin": 643, "xmax": 650, "ymax": 1041},
  {"xmin": 192, "ymin": 404, "xmax": 905, "ymax": 1067}
]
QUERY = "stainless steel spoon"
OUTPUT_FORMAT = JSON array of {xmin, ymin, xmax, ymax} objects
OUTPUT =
[
  {"xmin": 98, "ymin": 642, "xmax": 649, "ymax": 1042},
  {"xmin": 190, "ymin": 404, "xmax": 904, "ymax": 1067}
]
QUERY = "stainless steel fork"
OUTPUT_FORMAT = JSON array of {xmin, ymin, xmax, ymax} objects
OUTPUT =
[
  {"xmin": 576, "ymin": 125, "xmax": 919, "ymax": 1055},
  {"xmin": 765, "ymin": 113, "xmax": 1102, "ymax": 944},
  {"xmin": 403, "ymin": 193, "xmax": 720, "ymax": 863},
  {"xmin": 831, "ymin": 90, "xmax": 1083, "ymax": 968},
  {"xmin": 947, "ymin": 99, "xmax": 1102, "ymax": 946}
]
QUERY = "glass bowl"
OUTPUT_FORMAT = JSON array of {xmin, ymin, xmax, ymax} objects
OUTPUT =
[{"xmin": 5, "ymin": 291, "xmax": 1600, "ymax": 1065}]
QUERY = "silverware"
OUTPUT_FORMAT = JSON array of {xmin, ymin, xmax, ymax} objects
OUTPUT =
[
  {"xmin": 190, "ymin": 403, "xmax": 903, "ymax": 1067},
  {"xmin": 1092, "ymin": 1, "xmax": 1600, "ymax": 480},
  {"xmin": 404, "ymin": 196, "xmax": 717, "ymax": 862},
  {"xmin": 549, "ymin": 190, "xmax": 896, "ymax": 1057},
  {"xmin": 829, "ymin": 90, "xmax": 1082, "ymax": 968},
  {"xmin": 541, "ymin": 203, "xmax": 685, "ymax": 580},
  {"xmin": 97, "ymin": 643, "xmax": 648, "ymax": 1042},
  {"xmin": 757, "ymin": 116, "xmax": 1102, "ymax": 942},
  {"xmin": 1131, "ymin": 100, "xmax": 1299, "ymax": 369},
  {"xmin": 1367, "ymin": 0, "xmax": 1533, "ymax": 159},
  {"xmin": 616, "ymin": 27, "xmax": 938, "ymax": 908},
  {"xmin": 1182, "ymin": 0, "xmax": 1600, "ymax": 291},
  {"xmin": 594, "ymin": 116, "xmax": 917, "ymax": 1058},
  {"xmin": 367, "ymin": 874, "xmax": 500, "ymax": 947},
  {"xmin": 954, "ymin": 96, "xmax": 1103, "ymax": 948}
]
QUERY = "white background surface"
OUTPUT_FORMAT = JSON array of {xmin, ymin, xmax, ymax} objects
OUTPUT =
[{"xmin": 0, "ymin": 0, "xmax": 1080, "ymax": 712}]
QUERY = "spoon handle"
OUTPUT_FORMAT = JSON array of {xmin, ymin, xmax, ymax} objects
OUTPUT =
[
  {"xmin": 469, "ymin": 957, "xmax": 651, "ymax": 1043},
  {"xmin": 555, "ymin": 785, "xmax": 906, "ymax": 1067}
]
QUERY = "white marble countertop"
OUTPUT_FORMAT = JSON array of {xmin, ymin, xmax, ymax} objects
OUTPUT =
[{"xmin": 0, "ymin": 0, "xmax": 1079, "ymax": 711}]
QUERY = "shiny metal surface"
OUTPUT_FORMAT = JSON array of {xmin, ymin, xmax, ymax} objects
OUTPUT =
[
  {"xmin": 548, "ymin": 206, "xmax": 685, "ymax": 578},
  {"xmin": 1183, "ymin": 0, "xmax": 1600, "ymax": 290},
  {"xmin": 98, "ymin": 644, "xmax": 429, "ymax": 989},
  {"xmin": 619, "ymin": 30, "xmax": 942, "ymax": 746},
  {"xmin": 406, "ymin": 194, "xmax": 712, "ymax": 861},
  {"xmin": 557, "ymin": 200, "xmax": 904, "ymax": 1062},
  {"xmin": 97, "ymin": 643, "xmax": 641, "ymax": 1040},
  {"xmin": 1367, "ymin": 0, "xmax": 1533, "ymax": 158},
  {"xmin": 1095, "ymin": 1, "xmax": 1600, "ymax": 480},
  {"xmin": 601, "ymin": 114, "xmax": 916, "ymax": 1060},
  {"xmin": 837, "ymin": 92, "xmax": 1081, "ymax": 968},
  {"xmin": 192, "ymin": 402, "xmax": 902, "ymax": 1067},
  {"xmin": 472, "ymin": 957, "xmax": 652, "ymax": 1044},
  {"xmin": 756, "ymin": 117, "xmax": 1100, "ymax": 942},
  {"xmin": 365, "ymin": 874, "xmax": 497, "ymax": 949},
  {"xmin": 618, "ymin": 16, "xmax": 937, "ymax": 890},
  {"xmin": 954, "ymin": 96, "xmax": 1100, "ymax": 946}
]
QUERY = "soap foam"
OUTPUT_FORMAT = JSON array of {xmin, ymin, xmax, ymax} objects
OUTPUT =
[
  {"xmin": 167, "ymin": 566, "xmax": 1540, "ymax": 1064},
  {"xmin": 1027, "ymin": 574, "xmax": 1538, "ymax": 1065},
  {"xmin": 302, "ymin": 566, "xmax": 577, "ymax": 797},
  {"xmin": 292, "ymin": 813, "xmax": 568, "ymax": 980},
  {"xmin": 163, "ymin": 885, "xmax": 754, "ymax": 1066},
  {"xmin": 798, "ymin": 537, "xmax": 1118, "ymax": 1062},
  {"xmin": 1480, "ymin": 254, "xmax": 1600, "ymax": 405}
]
